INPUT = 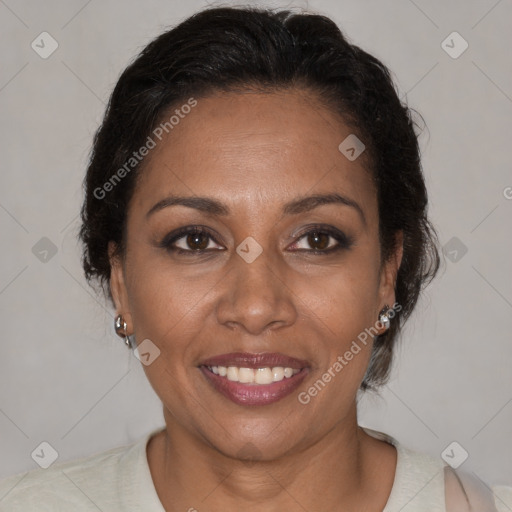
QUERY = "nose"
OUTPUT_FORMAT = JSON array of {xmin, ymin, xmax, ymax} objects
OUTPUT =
[{"xmin": 215, "ymin": 246, "xmax": 298, "ymax": 336}]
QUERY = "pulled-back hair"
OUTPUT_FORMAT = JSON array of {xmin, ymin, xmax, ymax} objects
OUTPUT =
[{"xmin": 79, "ymin": 6, "xmax": 440, "ymax": 390}]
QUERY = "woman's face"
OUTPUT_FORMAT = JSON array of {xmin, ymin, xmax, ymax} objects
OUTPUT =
[{"xmin": 110, "ymin": 88, "xmax": 401, "ymax": 460}]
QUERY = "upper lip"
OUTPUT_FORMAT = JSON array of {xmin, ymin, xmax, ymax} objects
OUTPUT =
[{"xmin": 200, "ymin": 352, "xmax": 310, "ymax": 370}]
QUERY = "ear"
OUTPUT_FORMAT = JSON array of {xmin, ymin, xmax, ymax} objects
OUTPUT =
[
  {"xmin": 108, "ymin": 241, "xmax": 133, "ymax": 333},
  {"xmin": 377, "ymin": 230, "xmax": 404, "ymax": 310}
]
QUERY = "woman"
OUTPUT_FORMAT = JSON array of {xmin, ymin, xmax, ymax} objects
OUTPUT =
[{"xmin": 0, "ymin": 5, "xmax": 510, "ymax": 511}]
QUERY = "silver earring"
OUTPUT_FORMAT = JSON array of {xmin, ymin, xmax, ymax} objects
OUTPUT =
[
  {"xmin": 115, "ymin": 314, "xmax": 132, "ymax": 348},
  {"xmin": 378, "ymin": 305, "xmax": 391, "ymax": 331}
]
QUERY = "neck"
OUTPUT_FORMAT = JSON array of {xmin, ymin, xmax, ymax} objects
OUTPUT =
[{"xmin": 147, "ymin": 404, "xmax": 395, "ymax": 511}]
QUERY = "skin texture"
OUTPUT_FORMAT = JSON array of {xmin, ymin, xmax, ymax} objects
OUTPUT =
[{"xmin": 109, "ymin": 88, "xmax": 403, "ymax": 511}]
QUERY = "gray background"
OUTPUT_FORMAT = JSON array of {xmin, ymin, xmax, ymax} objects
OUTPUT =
[{"xmin": 1, "ymin": 0, "xmax": 511, "ymax": 487}]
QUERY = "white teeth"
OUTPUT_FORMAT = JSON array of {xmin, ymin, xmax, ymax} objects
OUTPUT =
[
  {"xmin": 255, "ymin": 367, "xmax": 273, "ymax": 385},
  {"xmin": 272, "ymin": 366, "xmax": 284, "ymax": 382},
  {"xmin": 227, "ymin": 366, "xmax": 238, "ymax": 381},
  {"xmin": 209, "ymin": 365, "xmax": 300, "ymax": 384},
  {"xmin": 238, "ymin": 367, "xmax": 255, "ymax": 383}
]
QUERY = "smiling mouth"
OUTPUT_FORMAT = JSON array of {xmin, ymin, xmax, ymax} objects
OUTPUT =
[{"xmin": 199, "ymin": 352, "xmax": 310, "ymax": 406}]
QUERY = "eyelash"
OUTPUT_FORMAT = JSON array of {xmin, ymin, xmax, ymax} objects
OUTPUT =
[{"xmin": 158, "ymin": 224, "xmax": 353, "ymax": 256}]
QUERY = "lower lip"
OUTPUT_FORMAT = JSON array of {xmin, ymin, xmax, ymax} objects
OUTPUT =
[{"xmin": 200, "ymin": 366, "xmax": 309, "ymax": 406}]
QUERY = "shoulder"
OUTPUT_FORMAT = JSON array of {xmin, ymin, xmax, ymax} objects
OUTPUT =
[
  {"xmin": 493, "ymin": 485, "xmax": 512, "ymax": 512},
  {"xmin": 445, "ymin": 467, "xmax": 512, "ymax": 512},
  {"xmin": 386, "ymin": 442, "xmax": 447, "ymax": 511},
  {"xmin": 363, "ymin": 427, "xmax": 512, "ymax": 512},
  {"xmin": 392, "ymin": 445, "xmax": 512, "ymax": 511},
  {"xmin": 0, "ymin": 432, "xmax": 151, "ymax": 511}
]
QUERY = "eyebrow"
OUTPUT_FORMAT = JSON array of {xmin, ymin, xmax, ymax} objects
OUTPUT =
[{"xmin": 146, "ymin": 192, "xmax": 366, "ymax": 225}]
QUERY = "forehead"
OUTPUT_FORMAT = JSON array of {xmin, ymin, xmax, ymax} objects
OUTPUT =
[{"xmin": 132, "ymin": 89, "xmax": 376, "ymax": 219}]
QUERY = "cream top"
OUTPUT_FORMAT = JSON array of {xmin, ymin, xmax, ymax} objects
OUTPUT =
[{"xmin": 1, "ymin": 427, "xmax": 510, "ymax": 511}]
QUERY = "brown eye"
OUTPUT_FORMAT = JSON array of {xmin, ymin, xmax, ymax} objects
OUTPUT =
[
  {"xmin": 185, "ymin": 232, "xmax": 210, "ymax": 250},
  {"xmin": 289, "ymin": 225, "xmax": 354, "ymax": 254},
  {"xmin": 159, "ymin": 226, "xmax": 224, "ymax": 254},
  {"xmin": 306, "ymin": 231, "xmax": 330, "ymax": 250}
]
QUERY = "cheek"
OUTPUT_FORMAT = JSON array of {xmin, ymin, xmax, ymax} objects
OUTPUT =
[
  {"xmin": 293, "ymin": 268, "xmax": 381, "ymax": 413},
  {"xmin": 296, "ymin": 254, "xmax": 381, "ymax": 342},
  {"xmin": 300, "ymin": 283, "xmax": 376, "ymax": 393},
  {"xmin": 127, "ymin": 271, "xmax": 203, "ymax": 345},
  {"xmin": 124, "ymin": 260, "xmax": 212, "ymax": 414},
  {"xmin": 291, "ymin": 253, "xmax": 382, "ymax": 402},
  {"xmin": 124, "ymin": 248, "xmax": 225, "ymax": 362}
]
